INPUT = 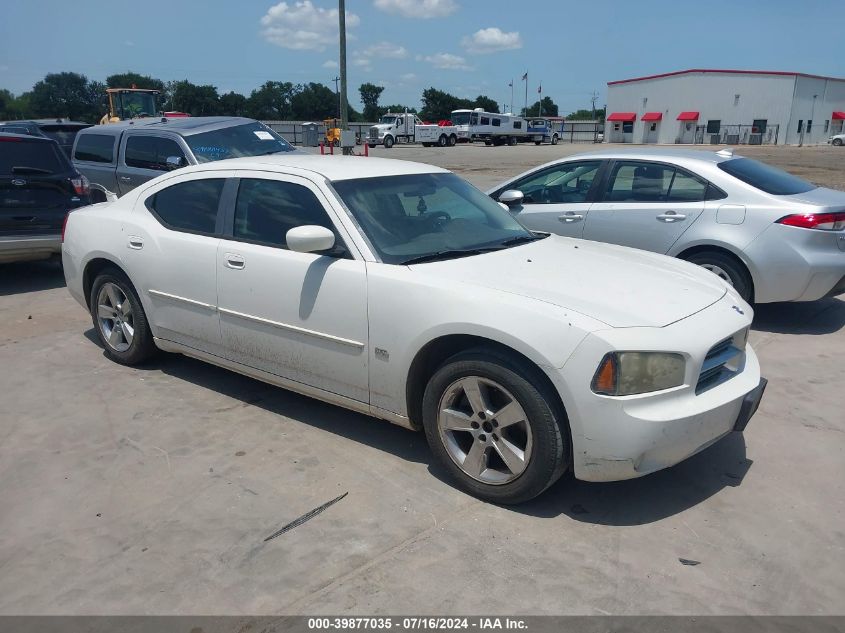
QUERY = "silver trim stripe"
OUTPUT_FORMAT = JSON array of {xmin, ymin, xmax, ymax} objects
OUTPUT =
[
  {"xmin": 148, "ymin": 289, "xmax": 217, "ymax": 311},
  {"xmin": 218, "ymin": 307, "xmax": 365, "ymax": 349}
]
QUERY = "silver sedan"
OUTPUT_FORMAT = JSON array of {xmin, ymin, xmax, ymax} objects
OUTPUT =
[{"xmin": 489, "ymin": 148, "xmax": 845, "ymax": 303}]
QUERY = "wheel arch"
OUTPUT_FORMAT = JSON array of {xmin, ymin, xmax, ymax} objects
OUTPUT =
[
  {"xmin": 405, "ymin": 334, "xmax": 569, "ymax": 434},
  {"xmin": 82, "ymin": 256, "xmax": 131, "ymax": 309},
  {"xmin": 675, "ymin": 242, "xmax": 757, "ymax": 300}
]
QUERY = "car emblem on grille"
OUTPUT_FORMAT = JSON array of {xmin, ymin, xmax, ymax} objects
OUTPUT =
[
  {"xmin": 732, "ymin": 305, "xmax": 745, "ymax": 315},
  {"xmin": 11, "ymin": 178, "xmax": 27, "ymax": 186}
]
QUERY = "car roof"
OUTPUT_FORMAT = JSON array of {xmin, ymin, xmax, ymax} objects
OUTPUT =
[
  {"xmin": 76, "ymin": 116, "xmax": 257, "ymax": 138},
  {"xmin": 560, "ymin": 147, "xmax": 738, "ymax": 165},
  {"xmin": 0, "ymin": 131, "xmax": 56, "ymax": 143},
  {"xmin": 186, "ymin": 154, "xmax": 450, "ymax": 182}
]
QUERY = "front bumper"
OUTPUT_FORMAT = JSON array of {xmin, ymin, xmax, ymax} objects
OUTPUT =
[
  {"xmin": 0, "ymin": 233, "xmax": 62, "ymax": 263},
  {"xmin": 553, "ymin": 294, "xmax": 764, "ymax": 482}
]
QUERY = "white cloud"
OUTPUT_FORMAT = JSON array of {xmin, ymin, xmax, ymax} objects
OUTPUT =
[
  {"xmin": 260, "ymin": 1, "xmax": 360, "ymax": 52},
  {"xmin": 400, "ymin": 73, "xmax": 417, "ymax": 82},
  {"xmin": 322, "ymin": 60, "xmax": 338, "ymax": 68},
  {"xmin": 360, "ymin": 41, "xmax": 408, "ymax": 59},
  {"xmin": 125, "ymin": 40, "xmax": 135, "ymax": 47},
  {"xmin": 419, "ymin": 52, "xmax": 472, "ymax": 71},
  {"xmin": 461, "ymin": 27, "xmax": 522, "ymax": 54},
  {"xmin": 373, "ymin": 0, "xmax": 458, "ymax": 18}
]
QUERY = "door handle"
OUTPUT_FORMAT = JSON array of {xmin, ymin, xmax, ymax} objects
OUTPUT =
[
  {"xmin": 656, "ymin": 211, "xmax": 686, "ymax": 222},
  {"xmin": 128, "ymin": 236, "xmax": 144, "ymax": 249},
  {"xmin": 558, "ymin": 212, "xmax": 584, "ymax": 223},
  {"xmin": 224, "ymin": 253, "xmax": 245, "ymax": 270},
  {"xmin": 119, "ymin": 176, "xmax": 131, "ymax": 182}
]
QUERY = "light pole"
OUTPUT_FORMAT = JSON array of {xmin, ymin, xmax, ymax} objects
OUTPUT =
[
  {"xmin": 332, "ymin": 76, "xmax": 340, "ymax": 120},
  {"xmin": 338, "ymin": 0, "xmax": 350, "ymax": 154}
]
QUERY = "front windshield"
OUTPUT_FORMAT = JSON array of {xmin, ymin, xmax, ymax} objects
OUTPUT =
[
  {"xmin": 450, "ymin": 112, "xmax": 471, "ymax": 125},
  {"xmin": 118, "ymin": 92, "xmax": 158, "ymax": 118},
  {"xmin": 332, "ymin": 173, "xmax": 537, "ymax": 264},
  {"xmin": 379, "ymin": 116, "xmax": 397, "ymax": 125},
  {"xmin": 186, "ymin": 122, "xmax": 294, "ymax": 163}
]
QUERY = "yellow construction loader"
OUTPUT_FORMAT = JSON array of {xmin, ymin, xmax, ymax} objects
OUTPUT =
[{"xmin": 100, "ymin": 88, "xmax": 160, "ymax": 124}]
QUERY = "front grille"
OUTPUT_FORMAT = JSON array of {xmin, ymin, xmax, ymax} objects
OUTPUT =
[
  {"xmin": 368, "ymin": 127, "xmax": 379, "ymax": 140},
  {"xmin": 696, "ymin": 332, "xmax": 745, "ymax": 394}
]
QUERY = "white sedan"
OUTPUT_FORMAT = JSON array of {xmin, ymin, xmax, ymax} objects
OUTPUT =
[{"xmin": 62, "ymin": 155, "xmax": 766, "ymax": 504}]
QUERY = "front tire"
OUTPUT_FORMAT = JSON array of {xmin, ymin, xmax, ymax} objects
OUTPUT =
[
  {"xmin": 422, "ymin": 349, "xmax": 569, "ymax": 504},
  {"xmin": 686, "ymin": 250, "xmax": 754, "ymax": 303},
  {"xmin": 383, "ymin": 136, "xmax": 394, "ymax": 149},
  {"xmin": 833, "ymin": 138, "xmax": 843, "ymax": 146},
  {"xmin": 551, "ymin": 134, "xmax": 559, "ymax": 145},
  {"xmin": 90, "ymin": 268, "xmax": 157, "ymax": 365}
]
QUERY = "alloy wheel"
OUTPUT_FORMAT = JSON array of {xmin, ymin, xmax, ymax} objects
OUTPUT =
[
  {"xmin": 437, "ymin": 376, "xmax": 533, "ymax": 485},
  {"xmin": 700, "ymin": 263, "xmax": 734, "ymax": 286},
  {"xmin": 96, "ymin": 282, "xmax": 135, "ymax": 352}
]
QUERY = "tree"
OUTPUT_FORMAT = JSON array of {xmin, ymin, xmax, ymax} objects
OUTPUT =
[
  {"xmin": 472, "ymin": 95, "xmax": 499, "ymax": 114},
  {"xmin": 28, "ymin": 72, "xmax": 104, "ymax": 122},
  {"xmin": 247, "ymin": 81, "xmax": 296, "ymax": 120},
  {"xmin": 566, "ymin": 107, "xmax": 605, "ymax": 121},
  {"xmin": 420, "ymin": 87, "xmax": 470, "ymax": 121},
  {"xmin": 291, "ymin": 83, "xmax": 339, "ymax": 120},
  {"xmin": 520, "ymin": 96, "xmax": 558, "ymax": 118},
  {"xmin": 359, "ymin": 82, "xmax": 385, "ymax": 121},
  {"xmin": 106, "ymin": 72, "xmax": 166, "ymax": 93},
  {"xmin": 219, "ymin": 91, "xmax": 249, "ymax": 117},
  {"xmin": 169, "ymin": 80, "xmax": 220, "ymax": 116}
]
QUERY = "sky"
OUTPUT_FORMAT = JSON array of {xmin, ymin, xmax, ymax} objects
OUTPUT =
[{"xmin": 1, "ymin": 0, "xmax": 843, "ymax": 115}]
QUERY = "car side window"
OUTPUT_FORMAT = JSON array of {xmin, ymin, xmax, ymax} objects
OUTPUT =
[
  {"xmin": 606, "ymin": 162, "xmax": 673, "ymax": 202},
  {"xmin": 126, "ymin": 136, "xmax": 186, "ymax": 171},
  {"xmin": 233, "ymin": 178, "xmax": 344, "ymax": 254},
  {"xmin": 667, "ymin": 169, "xmax": 708, "ymax": 202},
  {"xmin": 510, "ymin": 161, "xmax": 600, "ymax": 204},
  {"xmin": 146, "ymin": 178, "xmax": 224, "ymax": 235},
  {"xmin": 74, "ymin": 134, "xmax": 115, "ymax": 163}
]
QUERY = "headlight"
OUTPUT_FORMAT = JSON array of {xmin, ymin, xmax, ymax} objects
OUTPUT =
[{"xmin": 591, "ymin": 352, "xmax": 686, "ymax": 396}]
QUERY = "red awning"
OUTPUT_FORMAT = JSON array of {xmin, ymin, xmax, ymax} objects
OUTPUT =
[
  {"xmin": 641, "ymin": 112, "xmax": 662, "ymax": 121},
  {"xmin": 607, "ymin": 112, "xmax": 636, "ymax": 122},
  {"xmin": 832, "ymin": 111, "xmax": 845, "ymax": 120},
  {"xmin": 677, "ymin": 111, "xmax": 700, "ymax": 121}
]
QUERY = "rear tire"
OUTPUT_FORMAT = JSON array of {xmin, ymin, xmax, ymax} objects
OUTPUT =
[
  {"xmin": 368, "ymin": 144, "xmax": 376, "ymax": 149},
  {"xmin": 551, "ymin": 134, "xmax": 559, "ymax": 145},
  {"xmin": 89, "ymin": 268, "xmax": 157, "ymax": 365},
  {"xmin": 508, "ymin": 136, "xmax": 518, "ymax": 146},
  {"xmin": 437, "ymin": 134, "xmax": 447, "ymax": 147},
  {"xmin": 422, "ymin": 349, "xmax": 569, "ymax": 504},
  {"xmin": 685, "ymin": 250, "xmax": 754, "ymax": 303},
  {"xmin": 534, "ymin": 140, "xmax": 541, "ymax": 146},
  {"xmin": 449, "ymin": 134, "xmax": 457, "ymax": 146}
]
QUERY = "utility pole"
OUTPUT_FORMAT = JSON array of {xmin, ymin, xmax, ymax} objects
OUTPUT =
[
  {"xmin": 338, "ymin": 0, "xmax": 350, "ymax": 154},
  {"xmin": 590, "ymin": 90, "xmax": 599, "ymax": 142},
  {"xmin": 332, "ymin": 76, "xmax": 340, "ymax": 119}
]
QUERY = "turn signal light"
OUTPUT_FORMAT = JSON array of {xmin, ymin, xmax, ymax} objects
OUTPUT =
[
  {"xmin": 777, "ymin": 211, "xmax": 845, "ymax": 230},
  {"xmin": 592, "ymin": 354, "xmax": 618, "ymax": 395}
]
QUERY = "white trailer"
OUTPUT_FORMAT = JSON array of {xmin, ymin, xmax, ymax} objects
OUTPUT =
[
  {"xmin": 450, "ymin": 108, "xmax": 543, "ymax": 146},
  {"xmin": 367, "ymin": 112, "xmax": 458, "ymax": 149}
]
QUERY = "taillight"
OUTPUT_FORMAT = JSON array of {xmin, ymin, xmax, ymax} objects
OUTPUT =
[
  {"xmin": 71, "ymin": 174, "xmax": 90, "ymax": 196},
  {"xmin": 776, "ymin": 211, "xmax": 845, "ymax": 230},
  {"xmin": 61, "ymin": 212, "xmax": 70, "ymax": 242}
]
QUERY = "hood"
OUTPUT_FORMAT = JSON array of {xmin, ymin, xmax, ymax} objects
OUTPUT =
[
  {"xmin": 411, "ymin": 235, "xmax": 727, "ymax": 328},
  {"xmin": 779, "ymin": 186, "xmax": 845, "ymax": 210}
]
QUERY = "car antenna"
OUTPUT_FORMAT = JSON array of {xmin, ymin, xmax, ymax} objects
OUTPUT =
[{"xmin": 716, "ymin": 147, "xmax": 734, "ymax": 158}]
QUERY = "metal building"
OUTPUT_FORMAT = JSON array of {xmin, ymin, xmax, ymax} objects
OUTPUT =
[{"xmin": 605, "ymin": 69, "xmax": 845, "ymax": 145}]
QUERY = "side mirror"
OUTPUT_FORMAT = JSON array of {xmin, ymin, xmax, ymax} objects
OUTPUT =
[
  {"xmin": 165, "ymin": 155, "xmax": 184, "ymax": 170},
  {"xmin": 286, "ymin": 225, "xmax": 335, "ymax": 253},
  {"xmin": 89, "ymin": 182, "xmax": 118, "ymax": 203},
  {"xmin": 498, "ymin": 189, "xmax": 525, "ymax": 206}
]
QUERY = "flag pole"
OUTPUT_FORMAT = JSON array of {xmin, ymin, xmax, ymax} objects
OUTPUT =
[
  {"xmin": 510, "ymin": 79, "xmax": 514, "ymax": 114},
  {"xmin": 523, "ymin": 72, "xmax": 528, "ymax": 116}
]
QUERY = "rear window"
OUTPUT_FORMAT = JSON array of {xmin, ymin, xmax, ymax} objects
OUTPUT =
[
  {"xmin": 0, "ymin": 139, "xmax": 67, "ymax": 174},
  {"xmin": 718, "ymin": 158, "xmax": 816, "ymax": 195},
  {"xmin": 74, "ymin": 134, "xmax": 115, "ymax": 163},
  {"xmin": 40, "ymin": 125, "xmax": 88, "ymax": 147},
  {"xmin": 185, "ymin": 122, "xmax": 294, "ymax": 164}
]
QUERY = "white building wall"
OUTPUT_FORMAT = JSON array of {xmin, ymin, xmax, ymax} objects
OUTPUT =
[{"xmin": 605, "ymin": 71, "xmax": 845, "ymax": 145}]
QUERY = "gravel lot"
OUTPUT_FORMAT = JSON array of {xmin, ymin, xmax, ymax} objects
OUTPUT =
[{"xmin": 1, "ymin": 143, "xmax": 843, "ymax": 615}]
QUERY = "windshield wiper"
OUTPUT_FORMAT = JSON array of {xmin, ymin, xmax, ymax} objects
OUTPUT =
[
  {"xmin": 11, "ymin": 166, "xmax": 53, "ymax": 175},
  {"xmin": 399, "ymin": 247, "xmax": 504, "ymax": 265},
  {"xmin": 498, "ymin": 234, "xmax": 545, "ymax": 247}
]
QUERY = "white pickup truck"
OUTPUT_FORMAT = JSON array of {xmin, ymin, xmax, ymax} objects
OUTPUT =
[{"xmin": 367, "ymin": 113, "xmax": 458, "ymax": 149}]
